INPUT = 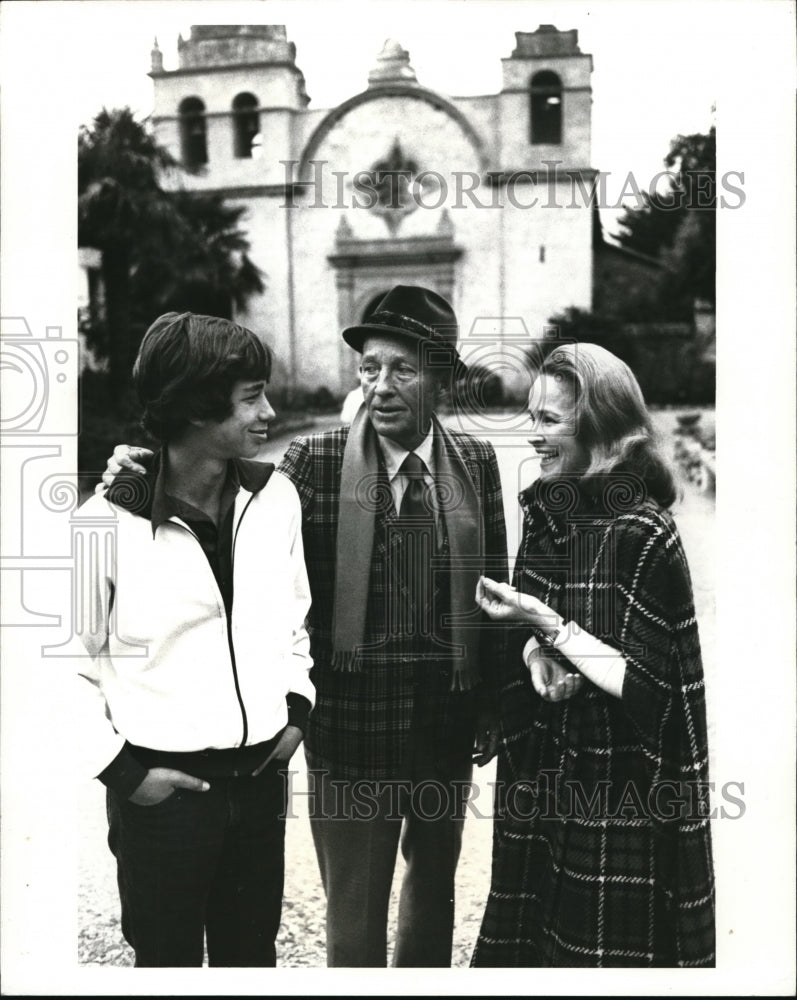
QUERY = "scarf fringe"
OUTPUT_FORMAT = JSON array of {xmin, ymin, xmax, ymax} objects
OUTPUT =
[
  {"xmin": 449, "ymin": 664, "xmax": 477, "ymax": 692},
  {"xmin": 331, "ymin": 650, "xmax": 361, "ymax": 672}
]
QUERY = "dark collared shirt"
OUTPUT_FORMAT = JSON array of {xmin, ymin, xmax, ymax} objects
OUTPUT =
[{"xmin": 150, "ymin": 458, "xmax": 245, "ymax": 619}]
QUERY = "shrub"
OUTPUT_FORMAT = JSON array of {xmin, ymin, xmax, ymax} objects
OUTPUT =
[
  {"xmin": 451, "ymin": 363, "xmax": 504, "ymax": 410},
  {"xmin": 77, "ymin": 371, "xmax": 156, "ymax": 497}
]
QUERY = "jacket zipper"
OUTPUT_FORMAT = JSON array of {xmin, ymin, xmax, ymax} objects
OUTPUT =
[
  {"xmin": 226, "ymin": 603, "xmax": 248, "ymax": 747},
  {"xmin": 229, "ymin": 492, "xmax": 258, "ymax": 746},
  {"xmin": 174, "ymin": 495, "xmax": 257, "ymax": 748}
]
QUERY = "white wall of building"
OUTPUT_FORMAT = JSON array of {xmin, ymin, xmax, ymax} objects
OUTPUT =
[{"xmin": 150, "ymin": 25, "xmax": 596, "ymax": 397}]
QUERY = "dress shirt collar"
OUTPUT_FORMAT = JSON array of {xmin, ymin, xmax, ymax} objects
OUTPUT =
[{"xmin": 377, "ymin": 426, "xmax": 436, "ymax": 482}]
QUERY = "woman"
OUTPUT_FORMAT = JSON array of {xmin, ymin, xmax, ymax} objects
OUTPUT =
[{"xmin": 471, "ymin": 343, "xmax": 715, "ymax": 968}]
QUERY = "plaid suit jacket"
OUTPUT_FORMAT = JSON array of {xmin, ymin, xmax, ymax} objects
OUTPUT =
[{"xmin": 278, "ymin": 421, "xmax": 507, "ymax": 780}]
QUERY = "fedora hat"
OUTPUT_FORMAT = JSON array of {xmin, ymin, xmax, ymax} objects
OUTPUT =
[{"xmin": 342, "ymin": 285, "xmax": 468, "ymax": 378}]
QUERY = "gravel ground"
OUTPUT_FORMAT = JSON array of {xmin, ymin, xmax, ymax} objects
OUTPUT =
[{"xmin": 78, "ymin": 408, "xmax": 715, "ymax": 968}]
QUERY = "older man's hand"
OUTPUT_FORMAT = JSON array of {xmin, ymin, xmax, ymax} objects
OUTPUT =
[
  {"xmin": 95, "ymin": 444, "xmax": 154, "ymax": 493},
  {"xmin": 251, "ymin": 725, "xmax": 304, "ymax": 776}
]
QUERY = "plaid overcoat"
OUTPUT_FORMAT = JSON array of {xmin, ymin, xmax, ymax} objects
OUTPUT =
[
  {"xmin": 472, "ymin": 477, "xmax": 715, "ymax": 967},
  {"xmin": 278, "ymin": 422, "xmax": 508, "ymax": 780}
]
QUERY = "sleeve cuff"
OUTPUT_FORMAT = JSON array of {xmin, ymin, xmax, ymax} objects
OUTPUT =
[
  {"xmin": 551, "ymin": 621, "xmax": 627, "ymax": 699},
  {"xmin": 286, "ymin": 693, "xmax": 312, "ymax": 734},
  {"xmin": 97, "ymin": 744, "xmax": 149, "ymax": 800},
  {"xmin": 522, "ymin": 633, "xmax": 542, "ymax": 669}
]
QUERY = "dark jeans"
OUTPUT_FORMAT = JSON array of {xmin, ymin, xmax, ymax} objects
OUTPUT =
[{"xmin": 106, "ymin": 763, "xmax": 287, "ymax": 967}]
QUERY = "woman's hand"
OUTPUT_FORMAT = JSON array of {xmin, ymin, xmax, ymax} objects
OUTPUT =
[
  {"xmin": 476, "ymin": 576, "xmax": 562, "ymax": 630},
  {"xmin": 528, "ymin": 653, "xmax": 584, "ymax": 703}
]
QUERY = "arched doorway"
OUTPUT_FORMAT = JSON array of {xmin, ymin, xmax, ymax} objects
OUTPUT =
[{"xmin": 328, "ymin": 219, "xmax": 463, "ymax": 391}]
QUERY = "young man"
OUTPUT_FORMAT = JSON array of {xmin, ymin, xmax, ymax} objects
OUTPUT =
[
  {"xmin": 76, "ymin": 312, "xmax": 314, "ymax": 967},
  {"xmin": 102, "ymin": 287, "xmax": 510, "ymax": 967}
]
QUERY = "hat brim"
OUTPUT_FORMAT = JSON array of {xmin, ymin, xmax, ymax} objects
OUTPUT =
[{"xmin": 342, "ymin": 323, "xmax": 468, "ymax": 380}]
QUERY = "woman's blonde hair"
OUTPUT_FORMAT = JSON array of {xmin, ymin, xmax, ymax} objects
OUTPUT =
[{"xmin": 538, "ymin": 342, "xmax": 677, "ymax": 507}]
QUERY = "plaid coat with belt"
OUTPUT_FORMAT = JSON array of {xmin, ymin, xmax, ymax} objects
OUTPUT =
[
  {"xmin": 278, "ymin": 421, "xmax": 508, "ymax": 781},
  {"xmin": 472, "ymin": 476, "xmax": 715, "ymax": 968}
]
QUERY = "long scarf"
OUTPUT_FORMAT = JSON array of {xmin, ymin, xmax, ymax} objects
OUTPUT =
[{"xmin": 331, "ymin": 407, "xmax": 482, "ymax": 691}]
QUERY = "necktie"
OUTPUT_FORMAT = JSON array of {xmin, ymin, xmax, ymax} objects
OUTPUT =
[
  {"xmin": 396, "ymin": 452, "xmax": 435, "ymax": 636},
  {"xmin": 398, "ymin": 452, "xmax": 433, "ymax": 522}
]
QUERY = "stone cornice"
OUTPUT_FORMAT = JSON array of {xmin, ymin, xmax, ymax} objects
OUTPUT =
[
  {"xmin": 169, "ymin": 183, "xmax": 301, "ymax": 199},
  {"xmin": 329, "ymin": 235, "xmax": 463, "ymax": 270},
  {"xmin": 500, "ymin": 85, "xmax": 592, "ymax": 95},
  {"xmin": 484, "ymin": 168, "xmax": 599, "ymax": 186},
  {"xmin": 153, "ymin": 106, "xmax": 301, "ymax": 122},
  {"xmin": 150, "ymin": 60, "xmax": 305, "ymax": 79}
]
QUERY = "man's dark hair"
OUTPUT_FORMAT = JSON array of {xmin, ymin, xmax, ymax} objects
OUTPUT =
[{"xmin": 133, "ymin": 312, "xmax": 272, "ymax": 441}]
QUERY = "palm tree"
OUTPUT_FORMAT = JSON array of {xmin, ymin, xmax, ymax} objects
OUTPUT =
[
  {"xmin": 78, "ymin": 108, "xmax": 265, "ymax": 407},
  {"xmin": 131, "ymin": 191, "xmax": 264, "ymax": 322},
  {"xmin": 79, "ymin": 108, "xmax": 180, "ymax": 402}
]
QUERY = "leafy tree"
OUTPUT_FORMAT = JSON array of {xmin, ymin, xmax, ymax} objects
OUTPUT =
[
  {"xmin": 545, "ymin": 126, "xmax": 717, "ymax": 407},
  {"xmin": 614, "ymin": 125, "xmax": 715, "ymax": 306},
  {"xmin": 658, "ymin": 128, "xmax": 716, "ymax": 306},
  {"xmin": 613, "ymin": 189, "xmax": 685, "ymax": 260},
  {"xmin": 539, "ymin": 308, "xmax": 635, "ymax": 367},
  {"xmin": 78, "ymin": 108, "xmax": 264, "ymax": 408},
  {"xmin": 542, "ymin": 306, "xmax": 714, "ymax": 406}
]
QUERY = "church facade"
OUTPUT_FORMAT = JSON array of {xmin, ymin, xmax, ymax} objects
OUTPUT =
[{"xmin": 149, "ymin": 24, "xmax": 610, "ymax": 396}]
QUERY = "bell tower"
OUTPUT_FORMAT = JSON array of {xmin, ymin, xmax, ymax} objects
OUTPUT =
[
  {"xmin": 498, "ymin": 25, "xmax": 593, "ymax": 172},
  {"xmin": 149, "ymin": 25, "xmax": 308, "ymax": 188}
]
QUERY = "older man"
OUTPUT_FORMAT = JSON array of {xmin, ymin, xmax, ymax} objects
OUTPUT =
[
  {"xmin": 102, "ymin": 285, "xmax": 508, "ymax": 967},
  {"xmin": 278, "ymin": 286, "xmax": 507, "ymax": 966}
]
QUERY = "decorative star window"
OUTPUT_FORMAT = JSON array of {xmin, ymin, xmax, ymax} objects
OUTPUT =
[{"xmin": 354, "ymin": 138, "xmax": 420, "ymax": 233}]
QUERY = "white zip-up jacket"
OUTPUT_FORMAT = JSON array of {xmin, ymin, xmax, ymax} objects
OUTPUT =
[{"xmin": 75, "ymin": 461, "xmax": 314, "ymax": 786}]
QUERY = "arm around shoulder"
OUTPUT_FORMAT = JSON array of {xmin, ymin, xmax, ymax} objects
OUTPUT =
[{"xmin": 276, "ymin": 435, "xmax": 315, "ymax": 516}]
